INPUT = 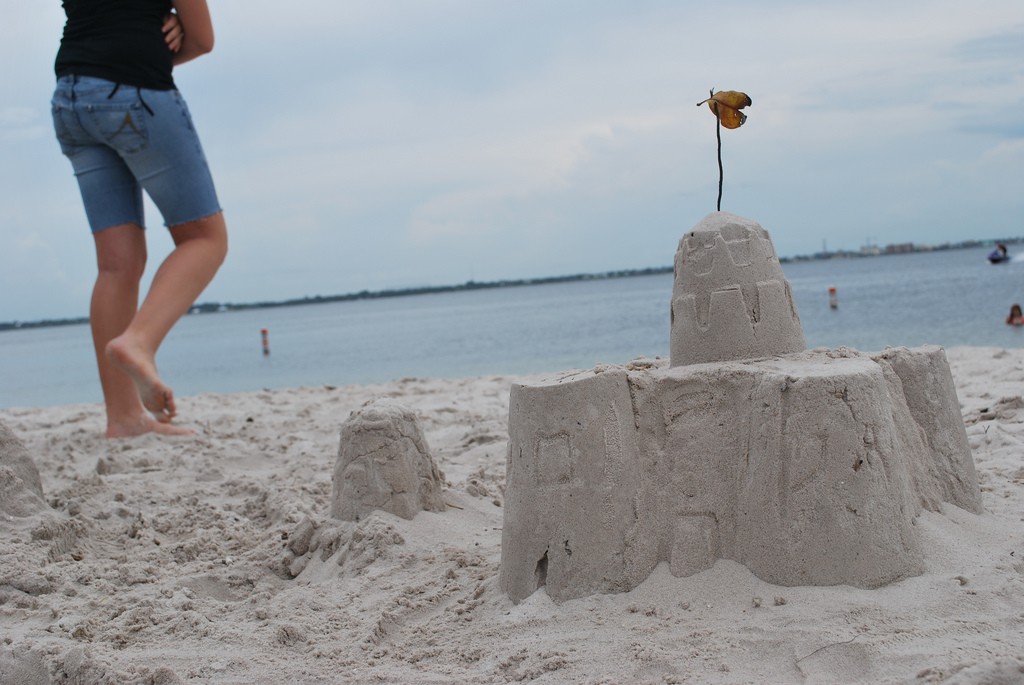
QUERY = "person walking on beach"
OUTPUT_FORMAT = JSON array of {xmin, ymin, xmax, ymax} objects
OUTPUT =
[{"xmin": 51, "ymin": 0, "xmax": 227, "ymax": 438}]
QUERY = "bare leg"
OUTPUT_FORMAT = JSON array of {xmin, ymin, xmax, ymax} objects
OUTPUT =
[
  {"xmin": 102, "ymin": 212, "xmax": 228, "ymax": 436},
  {"xmin": 91, "ymin": 224, "xmax": 191, "ymax": 437}
]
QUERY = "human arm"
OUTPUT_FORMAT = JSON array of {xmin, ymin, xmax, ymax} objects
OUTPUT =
[{"xmin": 169, "ymin": 0, "xmax": 215, "ymax": 66}]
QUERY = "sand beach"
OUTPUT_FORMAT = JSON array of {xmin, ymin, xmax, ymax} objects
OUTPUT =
[{"xmin": 0, "ymin": 345, "xmax": 1022, "ymax": 684}]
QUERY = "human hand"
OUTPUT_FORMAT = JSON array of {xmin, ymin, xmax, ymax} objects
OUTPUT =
[{"xmin": 163, "ymin": 13, "xmax": 184, "ymax": 53}]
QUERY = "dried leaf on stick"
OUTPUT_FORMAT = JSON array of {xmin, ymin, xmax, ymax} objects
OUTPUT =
[
  {"xmin": 697, "ymin": 90, "xmax": 752, "ymax": 129},
  {"xmin": 696, "ymin": 88, "xmax": 752, "ymax": 211}
]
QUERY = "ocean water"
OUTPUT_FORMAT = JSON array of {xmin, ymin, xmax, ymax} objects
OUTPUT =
[{"xmin": 1, "ymin": 245, "xmax": 1022, "ymax": 409}]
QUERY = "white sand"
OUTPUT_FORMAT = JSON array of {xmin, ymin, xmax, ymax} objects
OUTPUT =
[{"xmin": 1, "ymin": 346, "xmax": 1022, "ymax": 684}]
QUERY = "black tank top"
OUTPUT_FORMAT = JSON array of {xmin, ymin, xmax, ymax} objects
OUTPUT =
[{"xmin": 55, "ymin": 0, "xmax": 176, "ymax": 90}]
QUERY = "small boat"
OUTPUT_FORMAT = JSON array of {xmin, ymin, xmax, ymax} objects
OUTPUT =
[{"xmin": 988, "ymin": 244, "xmax": 1010, "ymax": 264}]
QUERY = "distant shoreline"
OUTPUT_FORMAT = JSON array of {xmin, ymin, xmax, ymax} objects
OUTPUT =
[{"xmin": 2, "ymin": 236, "xmax": 1018, "ymax": 332}]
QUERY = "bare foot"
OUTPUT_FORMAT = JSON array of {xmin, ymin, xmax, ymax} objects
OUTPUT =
[
  {"xmin": 107, "ymin": 413, "xmax": 194, "ymax": 439},
  {"xmin": 106, "ymin": 335, "xmax": 177, "ymax": 420}
]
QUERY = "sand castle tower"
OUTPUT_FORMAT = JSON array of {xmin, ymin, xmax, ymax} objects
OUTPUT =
[
  {"xmin": 670, "ymin": 212, "xmax": 804, "ymax": 365},
  {"xmin": 499, "ymin": 212, "xmax": 981, "ymax": 604}
]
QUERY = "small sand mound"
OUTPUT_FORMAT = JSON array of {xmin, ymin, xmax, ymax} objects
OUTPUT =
[
  {"xmin": 0, "ymin": 420, "xmax": 48, "ymax": 518},
  {"xmin": 331, "ymin": 398, "xmax": 446, "ymax": 521}
]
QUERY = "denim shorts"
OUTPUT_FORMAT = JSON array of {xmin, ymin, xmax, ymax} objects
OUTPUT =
[{"xmin": 51, "ymin": 75, "xmax": 222, "ymax": 233}]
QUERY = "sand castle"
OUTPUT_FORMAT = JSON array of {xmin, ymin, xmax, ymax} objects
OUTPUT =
[
  {"xmin": 499, "ymin": 212, "xmax": 982, "ymax": 603},
  {"xmin": 331, "ymin": 398, "xmax": 446, "ymax": 522},
  {"xmin": 0, "ymin": 421, "xmax": 48, "ymax": 518}
]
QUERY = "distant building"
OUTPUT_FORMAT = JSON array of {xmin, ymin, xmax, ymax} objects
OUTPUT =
[{"xmin": 884, "ymin": 243, "xmax": 915, "ymax": 254}]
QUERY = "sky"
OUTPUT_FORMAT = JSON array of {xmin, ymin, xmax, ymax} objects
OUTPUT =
[{"xmin": 1, "ymin": 0, "xmax": 1022, "ymax": 322}]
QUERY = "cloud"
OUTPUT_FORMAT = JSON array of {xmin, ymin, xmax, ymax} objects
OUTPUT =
[
  {"xmin": 3, "ymin": 0, "xmax": 1023, "ymax": 320},
  {"xmin": 0, "ymin": 107, "xmax": 50, "ymax": 143}
]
